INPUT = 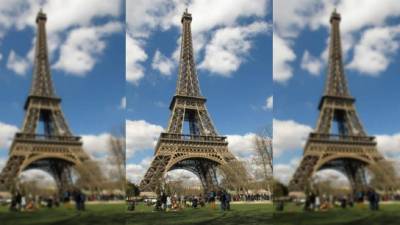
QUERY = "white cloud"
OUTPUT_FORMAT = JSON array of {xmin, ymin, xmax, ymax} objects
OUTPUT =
[
  {"xmin": 166, "ymin": 169, "xmax": 201, "ymax": 186},
  {"xmin": 226, "ymin": 133, "xmax": 257, "ymax": 157},
  {"xmin": 273, "ymin": 119, "xmax": 312, "ymax": 157},
  {"xmin": 199, "ymin": 21, "xmax": 269, "ymax": 76},
  {"xmin": 273, "ymin": 34, "xmax": 296, "ymax": 83},
  {"xmin": 313, "ymin": 169, "xmax": 350, "ymax": 188},
  {"xmin": 81, "ymin": 133, "xmax": 112, "ymax": 158},
  {"xmin": 0, "ymin": 0, "xmax": 122, "ymax": 77},
  {"xmin": 376, "ymin": 133, "xmax": 400, "ymax": 155},
  {"xmin": 274, "ymin": 0, "xmax": 400, "ymax": 82},
  {"xmin": 6, "ymin": 50, "xmax": 30, "ymax": 75},
  {"xmin": 54, "ymin": 22, "xmax": 122, "ymax": 76},
  {"xmin": 126, "ymin": 157, "xmax": 152, "ymax": 184},
  {"xmin": 0, "ymin": 121, "xmax": 18, "ymax": 149},
  {"xmin": 120, "ymin": 97, "xmax": 126, "ymax": 109},
  {"xmin": 347, "ymin": 25, "xmax": 400, "ymax": 76},
  {"xmin": 126, "ymin": 34, "xmax": 148, "ymax": 85},
  {"xmin": 126, "ymin": 120, "xmax": 163, "ymax": 158},
  {"xmin": 300, "ymin": 50, "xmax": 323, "ymax": 76},
  {"xmin": 263, "ymin": 96, "xmax": 273, "ymax": 110},
  {"xmin": 152, "ymin": 50, "xmax": 174, "ymax": 76},
  {"xmin": 273, "ymin": 157, "xmax": 300, "ymax": 184},
  {"xmin": 19, "ymin": 169, "xmax": 56, "ymax": 188},
  {"xmin": 126, "ymin": 0, "xmax": 269, "ymax": 83}
]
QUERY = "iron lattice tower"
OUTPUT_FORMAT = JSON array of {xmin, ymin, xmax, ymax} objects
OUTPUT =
[
  {"xmin": 289, "ymin": 10, "xmax": 396, "ymax": 192},
  {"xmin": 140, "ymin": 11, "xmax": 243, "ymax": 193},
  {"xmin": 0, "ymin": 10, "xmax": 100, "ymax": 193}
]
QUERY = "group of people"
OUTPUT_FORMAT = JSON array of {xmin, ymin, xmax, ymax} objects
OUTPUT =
[
  {"xmin": 302, "ymin": 189, "xmax": 381, "ymax": 212},
  {"xmin": 8, "ymin": 188, "xmax": 87, "ymax": 212},
  {"xmin": 152, "ymin": 189, "xmax": 233, "ymax": 212},
  {"xmin": 9, "ymin": 192, "xmax": 59, "ymax": 212}
]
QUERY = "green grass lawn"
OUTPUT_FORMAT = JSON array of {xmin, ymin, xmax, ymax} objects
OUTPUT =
[
  {"xmin": 0, "ymin": 203, "xmax": 125, "ymax": 225},
  {"xmin": 1, "ymin": 202, "xmax": 397, "ymax": 225},
  {"xmin": 126, "ymin": 203, "xmax": 273, "ymax": 225},
  {"xmin": 274, "ymin": 203, "xmax": 400, "ymax": 225}
]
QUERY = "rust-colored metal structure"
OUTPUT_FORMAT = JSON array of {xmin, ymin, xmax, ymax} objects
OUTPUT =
[
  {"xmin": 0, "ymin": 10, "xmax": 99, "ymax": 193},
  {"xmin": 289, "ymin": 10, "xmax": 396, "ymax": 192},
  {"xmin": 140, "ymin": 11, "xmax": 241, "ymax": 193}
]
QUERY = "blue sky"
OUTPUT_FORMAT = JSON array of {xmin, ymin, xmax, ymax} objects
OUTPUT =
[
  {"xmin": 0, "ymin": 1, "xmax": 125, "ymax": 178},
  {"xmin": 126, "ymin": 0, "xmax": 272, "ymax": 184},
  {"xmin": 273, "ymin": 0, "xmax": 400, "ymax": 184}
]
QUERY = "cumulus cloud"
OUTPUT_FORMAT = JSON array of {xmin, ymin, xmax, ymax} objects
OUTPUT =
[
  {"xmin": 300, "ymin": 50, "xmax": 323, "ymax": 76},
  {"xmin": 376, "ymin": 133, "xmax": 400, "ymax": 155},
  {"xmin": 126, "ymin": 157, "xmax": 152, "ymax": 184},
  {"xmin": 273, "ymin": 34, "xmax": 296, "ymax": 83},
  {"xmin": 126, "ymin": 120, "xmax": 163, "ymax": 158},
  {"xmin": 199, "ymin": 21, "xmax": 269, "ymax": 76},
  {"xmin": 0, "ymin": 121, "xmax": 18, "ymax": 149},
  {"xmin": 19, "ymin": 169, "xmax": 56, "ymax": 188},
  {"xmin": 126, "ymin": 34, "xmax": 148, "ymax": 85},
  {"xmin": 152, "ymin": 50, "xmax": 174, "ymax": 76},
  {"xmin": 273, "ymin": 157, "xmax": 300, "ymax": 184},
  {"xmin": 54, "ymin": 22, "xmax": 122, "ymax": 75},
  {"xmin": 226, "ymin": 133, "xmax": 257, "ymax": 157},
  {"xmin": 6, "ymin": 50, "xmax": 30, "ymax": 75},
  {"xmin": 126, "ymin": 0, "xmax": 269, "ymax": 82},
  {"xmin": 81, "ymin": 133, "xmax": 112, "ymax": 158},
  {"xmin": 347, "ymin": 25, "xmax": 400, "ymax": 76},
  {"xmin": 263, "ymin": 96, "xmax": 273, "ymax": 110},
  {"xmin": 0, "ymin": 0, "xmax": 122, "ymax": 77},
  {"xmin": 274, "ymin": 0, "xmax": 400, "ymax": 82},
  {"xmin": 273, "ymin": 119, "xmax": 313, "ymax": 157}
]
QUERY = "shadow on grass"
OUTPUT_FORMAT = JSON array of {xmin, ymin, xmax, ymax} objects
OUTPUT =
[
  {"xmin": 126, "ymin": 204, "xmax": 273, "ymax": 225},
  {"xmin": 273, "ymin": 204, "xmax": 400, "ymax": 225},
  {"xmin": 0, "ymin": 204, "xmax": 125, "ymax": 225}
]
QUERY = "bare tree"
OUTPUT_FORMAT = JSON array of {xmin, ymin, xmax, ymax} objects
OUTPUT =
[
  {"xmin": 108, "ymin": 129, "xmax": 126, "ymax": 193},
  {"xmin": 220, "ymin": 160, "xmax": 250, "ymax": 191},
  {"xmin": 253, "ymin": 126, "xmax": 273, "ymax": 193},
  {"xmin": 368, "ymin": 160, "xmax": 400, "ymax": 192}
]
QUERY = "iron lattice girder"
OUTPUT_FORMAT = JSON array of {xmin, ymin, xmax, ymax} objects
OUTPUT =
[
  {"xmin": 140, "ymin": 136, "xmax": 237, "ymax": 192},
  {"xmin": 140, "ymin": 10, "xmax": 245, "ymax": 193},
  {"xmin": 0, "ymin": 10, "xmax": 100, "ymax": 192},
  {"xmin": 289, "ymin": 10, "xmax": 395, "ymax": 192}
]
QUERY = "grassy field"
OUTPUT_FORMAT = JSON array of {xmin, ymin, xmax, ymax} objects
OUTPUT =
[
  {"xmin": 274, "ymin": 203, "xmax": 400, "ymax": 225},
  {"xmin": 127, "ymin": 203, "xmax": 273, "ymax": 225},
  {"xmin": 0, "ymin": 202, "xmax": 398, "ymax": 225},
  {"xmin": 0, "ymin": 203, "xmax": 125, "ymax": 225}
]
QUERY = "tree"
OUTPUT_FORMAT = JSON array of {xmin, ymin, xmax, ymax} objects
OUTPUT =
[
  {"xmin": 220, "ymin": 160, "xmax": 250, "ymax": 191},
  {"xmin": 108, "ymin": 132, "xmax": 126, "ymax": 193},
  {"xmin": 253, "ymin": 126, "xmax": 273, "ymax": 193},
  {"xmin": 368, "ymin": 160, "xmax": 400, "ymax": 192},
  {"xmin": 126, "ymin": 182, "xmax": 140, "ymax": 197}
]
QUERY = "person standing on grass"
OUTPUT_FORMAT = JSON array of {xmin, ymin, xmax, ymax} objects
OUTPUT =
[
  {"xmin": 226, "ymin": 191, "xmax": 231, "ymax": 211},
  {"xmin": 166, "ymin": 195, "xmax": 172, "ymax": 211},
  {"xmin": 220, "ymin": 190, "xmax": 227, "ymax": 211},
  {"xmin": 80, "ymin": 191, "xmax": 86, "ymax": 211},
  {"xmin": 315, "ymin": 195, "xmax": 320, "ymax": 211},
  {"xmin": 161, "ymin": 192, "xmax": 167, "ymax": 211},
  {"xmin": 209, "ymin": 191, "xmax": 216, "ymax": 209}
]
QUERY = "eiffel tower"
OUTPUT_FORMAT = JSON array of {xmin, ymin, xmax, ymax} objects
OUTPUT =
[
  {"xmin": 140, "ymin": 10, "xmax": 242, "ymax": 193},
  {"xmin": 289, "ymin": 10, "xmax": 396, "ymax": 192},
  {"xmin": 0, "ymin": 10, "xmax": 99, "ymax": 194}
]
